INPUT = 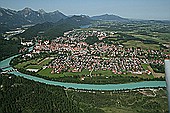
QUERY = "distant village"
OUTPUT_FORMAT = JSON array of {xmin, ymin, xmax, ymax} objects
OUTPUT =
[{"xmin": 22, "ymin": 29, "xmax": 170, "ymax": 75}]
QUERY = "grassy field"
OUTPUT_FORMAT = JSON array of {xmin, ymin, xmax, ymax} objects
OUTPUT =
[
  {"xmin": 15, "ymin": 57, "xmax": 52, "ymax": 69},
  {"xmin": 92, "ymin": 70, "xmax": 113, "ymax": 75},
  {"xmin": 125, "ymin": 73, "xmax": 154, "ymax": 79},
  {"xmin": 131, "ymin": 34, "xmax": 168, "ymax": 44},
  {"xmin": 150, "ymin": 32, "xmax": 170, "ymax": 43},
  {"xmin": 25, "ymin": 65, "xmax": 42, "ymax": 69},
  {"xmin": 39, "ymin": 58, "xmax": 53, "ymax": 66},
  {"xmin": 141, "ymin": 64, "xmax": 149, "ymax": 70},
  {"xmin": 38, "ymin": 68, "xmax": 90, "ymax": 78},
  {"xmin": 37, "ymin": 67, "xmax": 155, "ymax": 81},
  {"xmin": 14, "ymin": 59, "xmax": 39, "ymax": 68},
  {"xmin": 64, "ymin": 69, "xmax": 90, "ymax": 76},
  {"xmin": 37, "ymin": 68, "xmax": 62, "ymax": 78},
  {"xmin": 123, "ymin": 40, "xmax": 160, "ymax": 50}
]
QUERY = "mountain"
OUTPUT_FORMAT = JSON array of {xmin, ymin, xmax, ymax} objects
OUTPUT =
[
  {"xmin": 19, "ymin": 15, "xmax": 92, "ymax": 39},
  {"xmin": 0, "ymin": 7, "xmax": 30, "ymax": 34},
  {"xmin": 44, "ymin": 10, "xmax": 67, "ymax": 23},
  {"xmin": 18, "ymin": 22, "xmax": 55, "ymax": 39},
  {"xmin": 91, "ymin": 14, "xmax": 129, "ymax": 21},
  {"xmin": 17, "ymin": 7, "xmax": 45, "ymax": 23},
  {"xmin": 57, "ymin": 15, "xmax": 91, "ymax": 26},
  {"xmin": 0, "ymin": 7, "xmax": 67, "ymax": 34}
]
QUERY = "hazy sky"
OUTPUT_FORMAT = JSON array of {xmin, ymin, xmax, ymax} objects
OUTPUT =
[{"xmin": 0, "ymin": 0, "xmax": 170, "ymax": 20}]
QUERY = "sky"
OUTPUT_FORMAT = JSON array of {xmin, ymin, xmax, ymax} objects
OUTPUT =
[{"xmin": 0, "ymin": 0, "xmax": 170, "ymax": 20}]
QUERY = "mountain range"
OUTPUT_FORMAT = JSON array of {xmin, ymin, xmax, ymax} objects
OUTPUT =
[
  {"xmin": 0, "ymin": 7, "xmax": 133, "ymax": 38},
  {"xmin": 3, "ymin": 7, "xmax": 168, "ymax": 39},
  {"xmin": 0, "ymin": 7, "xmax": 130, "ymax": 30},
  {"xmin": 0, "ymin": 7, "xmax": 67, "ymax": 32}
]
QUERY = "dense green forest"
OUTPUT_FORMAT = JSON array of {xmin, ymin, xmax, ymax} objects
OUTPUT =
[
  {"xmin": 0, "ymin": 38, "xmax": 21, "ymax": 61},
  {"xmin": 0, "ymin": 74, "xmax": 168, "ymax": 113},
  {"xmin": 85, "ymin": 36, "xmax": 100, "ymax": 45},
  {"xmin": 0, "ymin": 74, "xmax": 82, "ymax": 113},
  {"xmin": 68, "ymin": 87, "xmax": 168, "ymax": 113}
]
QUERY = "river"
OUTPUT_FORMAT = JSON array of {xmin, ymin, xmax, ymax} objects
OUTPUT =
[{"xmin": 0, "ymin": 49, "xmax": 166, "ymax": 90}]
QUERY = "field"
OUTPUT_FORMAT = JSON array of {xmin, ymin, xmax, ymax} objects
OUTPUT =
[
  {"xmin": 123, "ymin": 40, "xmax": 160, "ymax": 50},
  {"xmin": 26, "ymin": 65, "xmax": 42, "ymax": 69},
  {"xmin": 92, "ymin": 70, "xmax": 113, "ymax": 75},
  {"xmin": 39, "ymin": 58, "xmax": 53, "ymax": 65},
  {"xmin": 141, "ymin": 64, "xmax": 149, "ymax": 70},
  {"xmin": 14, "ymin": 59, "xmax": 39, "ymax": 68},
  {"xmin": 38, "ymin": 68, "xmax": 90, "ymax": 78},
  {"xmin": 14, "ymin": 57, "xmax": 158, "ymax": 84},
  {"xmin": 15, "ymin": 57, "xmax": 52, "ymax": 69}
]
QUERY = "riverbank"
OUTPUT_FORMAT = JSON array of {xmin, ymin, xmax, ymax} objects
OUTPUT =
[{"xmin": 0, "ymin": 53, "xmax": 166, "ymax": 91}]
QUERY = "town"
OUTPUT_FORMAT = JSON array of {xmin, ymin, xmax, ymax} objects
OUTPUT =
[{"xmin": 21, "ymin": 29, "xmax": 169, "ymax": 77}]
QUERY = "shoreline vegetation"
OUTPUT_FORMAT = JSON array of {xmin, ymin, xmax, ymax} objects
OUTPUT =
[
  {"xmin": 10, "ymin": 50, "xmax": 165, "ymax": 85},
  {"xmin": 11, "ymin": 63, "xmax": 165, "ymax": 85}
]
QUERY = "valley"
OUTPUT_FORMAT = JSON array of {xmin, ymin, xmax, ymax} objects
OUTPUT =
[{"xmin": 0, "ymin": 5, "xmax": 170, "ymax": 113}]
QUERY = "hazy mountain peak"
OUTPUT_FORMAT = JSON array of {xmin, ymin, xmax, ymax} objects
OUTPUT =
[
  {"xmin": 22, "ymin": 7, "xmax": 33, "ymax": 12},
  {"xmin": 38, "ymin": 9, "xmax": 46, "ymax": 14},
  {"xmin": 0, "ymin": 7, "xmax": 16, "ymax": 16},
  {"xmin": 92, "ymin": 14, "xmax": 128, "ymax": 21},
  {"xmin": 51, "ymin": 10, "xmax": 62, "ymax": 15}
]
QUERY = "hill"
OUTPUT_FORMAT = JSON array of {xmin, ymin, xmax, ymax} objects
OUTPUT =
[{"xmin": 91, "ymin": 14, "xmax": 129, "ymax": 21}]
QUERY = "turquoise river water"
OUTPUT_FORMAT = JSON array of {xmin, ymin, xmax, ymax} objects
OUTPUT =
[{"xmin": 0, "ymin": 50, "xmax": 166, "ymax": 90}]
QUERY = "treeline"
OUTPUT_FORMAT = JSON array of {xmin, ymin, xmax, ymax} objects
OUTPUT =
[
  {"xmin": 150, "ymin": 64, "xmax": 165, "ymax": 73},
  {"xmin": 54, "ymin": 75, "xmax": 165, "ymax": 84}
]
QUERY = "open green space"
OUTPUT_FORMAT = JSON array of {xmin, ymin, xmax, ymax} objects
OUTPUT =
[
  {"xmin": 39, "ymin": 58, "xmax": 53, "ymax": 66},
  {"xmin": 141, "ymin": 64, "xmax": 149, "ymax": 70},
  {"xmin": 123, "ymin": 40, "xmax": 160, "ymax": 50},
  {"xmin": 38, "ymin": 68, "xmax": 90, "ymax": 78},
  {"xmin": 64, "ymin": 69, "xmax": 90, "ymax": 76},
  {"xmin": 14, "ymin": 59, "xmax": 39, "ymax": 69},
  {"xmin": 125, "ymin": 73, "xmax": 154, "ymax": 79},
  {"xmin": 16, "ymin": 62, "xmax": 157, "ymax": 84},
  {"xmin": 131, "ymin": 34, "xmax": 168, "ymax": 44},
  {"xmin": 92, "ymin": 70, "xmax": 113, "ymax": 75},
  {"xmin": 37, "ymin": 68, "xmax": 62, "ymax": 78},
  {"xmin": 14, "ymin": 58, "xmax": 52, "ymax": 69},
  {"xmin": 25, "ymin": 65, "xmax": 42, "ymax": 69}
]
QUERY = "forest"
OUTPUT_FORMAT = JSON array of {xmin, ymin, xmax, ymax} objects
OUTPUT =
[
  {"xmin": 0, "ymin": 38, "xmax": 21, "ymax": 61},
  {"xmin": 0, "ymin": 74, "xmax": 168, "ymax": 113},
  {"xmin": 0, "ymin": 74, "xmax": 82, "ymax": 113}
]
